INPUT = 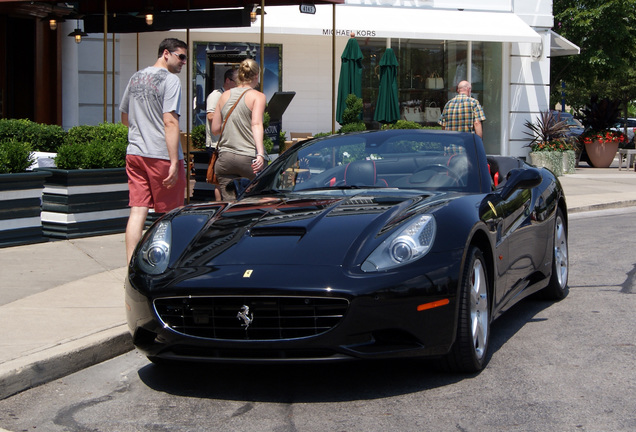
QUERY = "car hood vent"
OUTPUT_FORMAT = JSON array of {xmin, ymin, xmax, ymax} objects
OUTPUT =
[{"xmin": 249, "ymin": 226, "xmax": 307, "ymax": 237}]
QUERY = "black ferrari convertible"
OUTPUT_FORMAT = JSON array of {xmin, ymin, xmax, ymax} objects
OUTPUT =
[{"xmin": 125, "ymin": 129, "xmax": 569, "ymax": 372}]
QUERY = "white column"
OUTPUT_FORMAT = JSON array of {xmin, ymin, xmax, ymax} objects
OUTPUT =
[{"xmin": 61, "ymin": 21, "xmax": 80, "ymax": 129}]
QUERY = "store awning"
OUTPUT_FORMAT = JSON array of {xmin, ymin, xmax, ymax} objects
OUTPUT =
[
  {"xmin": 215, "ymin": 5, "xmax": 541, "ymax": 44},
  {"xmin": 549, "ymin": 30, "xmax": 580, "ymax": 57}
]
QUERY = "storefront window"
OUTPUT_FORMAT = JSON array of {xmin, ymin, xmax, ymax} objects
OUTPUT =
[
  {"xmin": 359, "ymin": 39, "xmax": 502, "ymax": 153},
  {"xmin": 192, "ymin": 42, "xmax": 282, "ymax": 128}
]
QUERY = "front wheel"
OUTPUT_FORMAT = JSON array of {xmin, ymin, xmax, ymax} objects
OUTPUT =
[{"xmin": 443, "ymin": 246, "xmax": 490, "ymax": 373}]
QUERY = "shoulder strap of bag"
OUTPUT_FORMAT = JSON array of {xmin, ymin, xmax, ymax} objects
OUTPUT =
[{"xmin": 217, "ymin": 89, "xmax": 251, "ymax": 149}]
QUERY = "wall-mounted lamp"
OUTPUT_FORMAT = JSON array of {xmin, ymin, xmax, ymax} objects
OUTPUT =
[
  {"xmin": 250, "ymin": 5, "xmax": 265, "ymax": 23},
  {"xmin": 250, "ymin": 5, "xmax": 257, "ymax": 23},
  {"xmin": 142, "ymin": 4, "xmax": 155, "ymax": 26},
  {"xmin": 43, "ymin": 14, "xmax": 65, "ymax": 31},
  {"xmin": 68, "ymin": 20, "xmax": 88, "ymax": 44}
]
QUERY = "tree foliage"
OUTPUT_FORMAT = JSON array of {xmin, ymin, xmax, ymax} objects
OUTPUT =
[{"xmin": 551, "ymin": 0, "xmax": 636, "ymax": 116}]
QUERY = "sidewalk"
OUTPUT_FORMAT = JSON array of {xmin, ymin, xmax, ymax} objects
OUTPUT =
[{"xmin": 1, "ymin": 163, "xmax": 636, "ymax": 400}]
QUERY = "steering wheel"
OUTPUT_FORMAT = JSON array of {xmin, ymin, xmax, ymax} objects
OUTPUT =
[{"xmin": 415, "ymin": 164, "xmax": 461, "ymax": 184}]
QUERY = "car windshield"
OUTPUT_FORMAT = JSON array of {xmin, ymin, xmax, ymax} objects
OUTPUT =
[
  {"xmin": 552, "ymin": 112, "xmax": 582, "ymax": 128},
  {"xmin": 563, "ymin": 116, "xmax": 583, "ymax": 127},
  {"xmin": 246, "ymin": 130, "xmax": 481, "ymax": 196}
]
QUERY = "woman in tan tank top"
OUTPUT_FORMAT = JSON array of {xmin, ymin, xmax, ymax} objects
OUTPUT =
[{"xmin": 211, "ymin": 58, "xmax": 267, "ymax": 200}]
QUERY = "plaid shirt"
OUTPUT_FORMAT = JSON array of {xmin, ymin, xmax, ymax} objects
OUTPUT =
[{"xmin": 439, "ymin": 94, "xmax": 486, "ymax": 133}]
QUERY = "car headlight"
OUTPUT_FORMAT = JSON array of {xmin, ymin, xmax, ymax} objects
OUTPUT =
[
  {"xmin": 361, "ymin": 214, "xmax": 436, "ymax": 272},
  {"xmin": 138, "ymin": 220, "xmax": 172, "ymax": 274}
]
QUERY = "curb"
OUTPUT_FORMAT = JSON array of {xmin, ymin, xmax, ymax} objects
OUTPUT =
[
  {"xmin": 568, "ymin": 199, "xmax": 636, "ymax": 214},
  {"xmin": 0, "ymin": 325, "xmax": 133, "ymax": 401}
]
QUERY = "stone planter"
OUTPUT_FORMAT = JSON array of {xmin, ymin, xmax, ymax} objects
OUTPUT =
[
  {"xmin": 584, "ymin": 139, "xmax": 619, "ymax": 168},
  {"xmin": 39, "ymin": 168, "xmax": 129, "ymax": 239},
  {"xmin": 529, "ymin": 151, "xmax": 564, "ymax": 176},
  {"xmin": 562, "ymin": 150, "xmax": 576, "ymax": 174},
  {"xmin": 0, "ymin": 171, "xmax": 50, "ymax": 247}
]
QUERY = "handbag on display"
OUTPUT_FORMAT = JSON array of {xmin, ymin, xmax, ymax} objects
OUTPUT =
[
  {"xmin": 425, "ymin": 73, "xmax": 444, "ymax": 90},
  {"xmin": 425, "ymin": 102, "xmax": 441, "ymax": 123},
  {"xmin": 401, "ymin": 106, "xmax": 425, "ymax": 123},
  {"xmin": 206, "ymin": 89, "xmax": 251, "ymax": 184}
]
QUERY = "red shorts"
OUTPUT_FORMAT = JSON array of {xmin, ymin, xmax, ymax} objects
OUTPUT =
[{"xmin": 126, "ymin": 154, "xmax": 186, "ymax": 213}]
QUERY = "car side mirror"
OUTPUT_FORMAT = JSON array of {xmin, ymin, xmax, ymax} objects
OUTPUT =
[{"xmin": 500, "ymin": 168, "xmax": 542, "ymax": 199}]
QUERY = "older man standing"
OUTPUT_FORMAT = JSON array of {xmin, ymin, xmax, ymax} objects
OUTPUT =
[
  {"xmin": 439, "ymin": 80, "xmax": 486, "ymax": 138},
  {"xmin": 120, "ymin": 38, "xmax": 188, "ymax": 264}
]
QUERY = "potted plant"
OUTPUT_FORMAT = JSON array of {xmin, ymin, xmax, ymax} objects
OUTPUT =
[
  {"xmin": 39, "ymin": 123, "xmax": 130, "ymax": 239},
  {"xmin": 186, "ymin": 124, "xmax": 213, "ymax": 202},
  {"xmin": 0, "ymin": 118, "xmax": 67, "ymax": 247},
  {"xmin": 579, "ymin": 96, "xmax": 624, "ymax": 167},
  {"xmin": 524, "ymin": 110, "xmax": 576, "ymax": 176},
  {"xmin": 0, "ymin": 118, "xmax": 66, "ymax": 169},
  {"xmin": 339, "ymin": 94, "xmax": 367, "ymax": 133}
]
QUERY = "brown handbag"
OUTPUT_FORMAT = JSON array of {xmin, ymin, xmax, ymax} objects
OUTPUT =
[
  {"xmin": 206, "ymin": 150, "xmax": 219, "ymax": 184},
  {"xmin": 206, "ymin": 89, "xmax": 251, "ymax": 184}
]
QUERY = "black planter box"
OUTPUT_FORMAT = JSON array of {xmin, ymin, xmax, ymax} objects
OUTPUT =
[
  {"xmin": 39, "ymin": 168, "xmax": 130, "ymax": 239},
  {"xmin": 0, "ymin": 171, "xmax": 51, "ymax": 247}
]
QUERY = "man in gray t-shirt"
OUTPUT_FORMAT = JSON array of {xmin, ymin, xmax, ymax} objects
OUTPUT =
[{"xmin": 119, "ymin": 38, "xmax": 188, "ymax": 264}]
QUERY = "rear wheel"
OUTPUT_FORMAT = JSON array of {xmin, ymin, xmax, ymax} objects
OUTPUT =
[
  {"xmin": 444, "ymin": 246, "xmax": 490, "ymax": 373},
  {"xmin": 541, "ymin": 207, "xmax": 569, "ymax": 300}
]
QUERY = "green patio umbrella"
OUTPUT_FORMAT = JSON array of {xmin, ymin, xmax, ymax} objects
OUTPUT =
[
  {"xmin": 336, "ymin": 36, "xmax": 363, "ymax": 124},
  {"xmin": 373, "ymin": 48, "xmax": 400, "ymax": 123}
]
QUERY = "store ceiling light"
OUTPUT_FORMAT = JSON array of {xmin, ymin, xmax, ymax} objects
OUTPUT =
[
  {"xmin": 68, "ymin": 20, "xmax": 88, "ymax": 43},
  {"xmin": 43, "ymin": 14, "xmax": 65, "ymax": 31}
]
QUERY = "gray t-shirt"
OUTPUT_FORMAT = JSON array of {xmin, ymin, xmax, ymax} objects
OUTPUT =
[{"xmin": 120, "ymin": 66, "xmax": 184, "ymax": 161}]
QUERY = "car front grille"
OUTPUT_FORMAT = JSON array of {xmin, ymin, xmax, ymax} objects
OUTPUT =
[{"xmin": 154, "ymin": 296, "xmax": 349, "ymax": 340}]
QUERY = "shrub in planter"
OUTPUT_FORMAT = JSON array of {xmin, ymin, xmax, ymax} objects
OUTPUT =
[
  {"xmin": 381, "ymin": 120, "xmax": 423, "ymax": 130},
  {"xmin": 0, "ymin": 118, "xmax": 66, "ymax": 152},
  {"xmin": 0, "ymin": 139, "xmax": 35, "ymax": 173},
  {"xmin": 42, "ymin": 123, "xmax": 130, "ymax": 239},
  {"xmin": 339, "ymin": 94, "xmax": 366, "ymax": 133},
  {"xmin": 64, "ymin": 124, "xmax": 97, "ymax": 146},
  {"xmin": 65, "ymin": 122, "xmax": 128, "ymax": 147},
  {"xmin": 56, "ymin": 123, "xmax": 128, "ymax": 169},
  {"xmin": 190, "ymin": 124, "xmax": 207, "ymax": 150},
  {"xmin": 55, "ymin": 139, "xmax": 127, "ymax": 169}
]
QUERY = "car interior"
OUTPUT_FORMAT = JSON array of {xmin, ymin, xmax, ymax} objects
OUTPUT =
[{"xmin": 272, "ymin": 133, "xmax": 481, "ymax": 192}]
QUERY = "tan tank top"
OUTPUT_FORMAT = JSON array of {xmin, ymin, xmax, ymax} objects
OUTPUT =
[{"xmin": 217, "ymin": 88, "xmax": 256, "ymax": 158}]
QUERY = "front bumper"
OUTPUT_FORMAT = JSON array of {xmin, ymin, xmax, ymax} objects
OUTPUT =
[{"xmin": 125, "ymin": 253, "xmax": 462, "ymax": 363}]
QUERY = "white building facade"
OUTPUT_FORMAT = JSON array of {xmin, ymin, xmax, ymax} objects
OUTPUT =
[{"xmin": 63, "ymin": 0, "xmax": 578, "ymax": 157}]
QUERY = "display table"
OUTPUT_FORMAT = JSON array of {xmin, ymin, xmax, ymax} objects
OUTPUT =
[{"xmin": 617, "ymin": 149, "xmax": 636, "ymax": 171}]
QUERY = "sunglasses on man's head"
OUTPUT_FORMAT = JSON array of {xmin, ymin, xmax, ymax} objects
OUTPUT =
[{"xmin": 171, "ymin": 52, "xmax": 187, "ymax": 61}]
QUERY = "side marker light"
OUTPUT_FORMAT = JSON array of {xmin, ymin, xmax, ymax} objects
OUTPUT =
[{"xmin": 417, "ymin": 298, "xmax": 450, "ymax": 311}]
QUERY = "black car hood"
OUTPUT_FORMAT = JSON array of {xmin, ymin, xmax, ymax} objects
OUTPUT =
[{"xmin": 173, "ymin": 191, "xmax": 454, "ymax": 269}]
